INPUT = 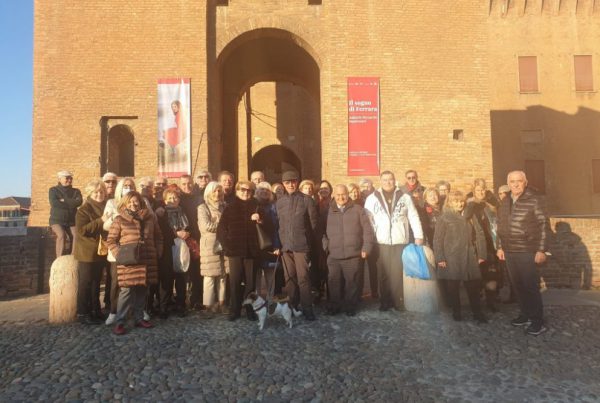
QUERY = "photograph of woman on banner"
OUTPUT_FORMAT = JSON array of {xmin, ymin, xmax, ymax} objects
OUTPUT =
[
  {"xmin": 161, "ymin": 100, "xmax": 189, "ymax": 161},
  {"xmin": 157, "ymin": 78, "xmax": 191, "ymax": 177}
]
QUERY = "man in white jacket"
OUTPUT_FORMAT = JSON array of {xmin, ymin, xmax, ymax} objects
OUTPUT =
[{"xmin": 364, "ymin": 170, "xmax": 423, "ymax": 311}]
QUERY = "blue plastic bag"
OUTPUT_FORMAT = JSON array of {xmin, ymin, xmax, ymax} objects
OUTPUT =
[{"xmin": 402, "ymin": 244, "xmax": 431, "ymax": 280}]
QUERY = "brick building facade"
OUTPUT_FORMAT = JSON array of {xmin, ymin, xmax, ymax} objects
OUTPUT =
[{"xmin": 21, "ymin": 0, "xmax": 600, "ymax": 292}]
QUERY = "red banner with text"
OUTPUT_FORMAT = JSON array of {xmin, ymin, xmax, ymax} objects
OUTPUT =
[{"xmin": 347, "ymin": 77, "xmax": 380, "ymax": 176}]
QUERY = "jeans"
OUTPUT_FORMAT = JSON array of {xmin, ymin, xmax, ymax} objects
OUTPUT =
[
  {"xmin": 116, "ymin": 286, "xmax": 147, "ymax": 325},
  {"xmin": 505, "ymin": 252, "xmax": 544, "ymax": 326}
]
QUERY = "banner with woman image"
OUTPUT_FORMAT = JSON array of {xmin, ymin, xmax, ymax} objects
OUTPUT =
[{"xmin": 158, "ymin": 78, "xmax": 191, "ymax": 177}]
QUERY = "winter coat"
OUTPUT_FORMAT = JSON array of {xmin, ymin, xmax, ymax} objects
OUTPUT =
[
  {"xmin": 49, "ymin": 184, "xmax": 83, "ymax": 226},
  {"xmin": 323, "ymin": 202, "xmax": 375, "ymax": 260},
  {"xmin": 73, "ymin": 198, "xmax": 107, "ymax": 263},
  {"xmin": 364, "ymin": 187, "xmax": 423, "ymax": 245},
  {"xmin": 180, "ymin": 192, "xmax": 202, "ymax": 240},
  {"xmin": 497, "ymin": 188, "xmax": 549, "ymax": 253},
  {"xmin": 102, "ymin": 198, "xmax": 120, "ymax": 262},
  {"xmin": 217, "ymin": 197, "xmax": 267, "ymax": 258},
  {"xmin": 106, "ymin": 208, "xmax": 163, "ymax": 287},
  {"xmin": 198, "ymin": 202, "xmax": 228, "ymax": 276},
  {"xmin": 422, "ymin": 203, "xmax": 441, "ymax": 247},
  {"xmin": 433, "ymin": 210, "xmax": 486, "ymax": 281},
  {"xmin": 276, "ymin": 191, "xmax": 318, "ymax": 252}
]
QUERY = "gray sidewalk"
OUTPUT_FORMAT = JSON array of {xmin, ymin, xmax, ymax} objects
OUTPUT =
[{"xmin": 1, "ymin": 288, "xmax": 599, "ymax": 323}]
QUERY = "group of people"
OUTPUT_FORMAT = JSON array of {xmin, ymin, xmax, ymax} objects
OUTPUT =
[{"xmin": 48, "ymin": 166, "xmax": 549, "ymax": 336}]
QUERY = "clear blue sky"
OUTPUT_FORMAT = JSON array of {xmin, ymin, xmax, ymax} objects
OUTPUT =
[{"xmin": 0, "ymin": 2, "xmax": 32, "ymax": 198}]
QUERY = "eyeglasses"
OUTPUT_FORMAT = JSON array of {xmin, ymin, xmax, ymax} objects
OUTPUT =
[
  {"xmin": 197, "ymin": 175, "xmax": 210, "ymax": 179},
  {"xmin": 239, "ymin": 187, "xmax": 252, "ymax": 193},
  {"xmin": 64, "ymin": 176, "xmax": 73, "ymax": 180},
  {"xmin": 406, "ymin": 176, "xmax": 417, "ymax": 180},
  {"xmin": 104, "ymin": 180, "xmax": 117, "ymax": 184}
]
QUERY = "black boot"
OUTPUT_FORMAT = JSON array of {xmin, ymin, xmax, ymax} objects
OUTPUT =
[{"xmin": 303, "ymin": 306, "xmax": 316, "ymax": 321}]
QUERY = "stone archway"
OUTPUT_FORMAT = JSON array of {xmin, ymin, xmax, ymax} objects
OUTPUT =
[{"xmin": 214, "ymin": 28, "xmax": 321, "ymax": 181}]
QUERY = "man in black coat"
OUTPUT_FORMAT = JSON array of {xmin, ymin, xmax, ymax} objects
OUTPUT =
[
  {"xmin": 323, "ymin": 185, "xmax": 375, "ymax": 316},
  {"xmin": 49, "ymin": 170, "xmax": 83, "ymax": 257},
  {"xmin": 180, "ymin": 174, "xmax": 203, "ymax": 310},
  {"xmin": 497, "ymin": 170, "xmax": 549, "ymax": 336},
  {"xmin": 276, "ymin": 170, "xmax": 319, "ymax": 320}
]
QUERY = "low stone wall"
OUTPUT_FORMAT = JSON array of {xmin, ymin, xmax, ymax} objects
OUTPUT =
[
  {"xmin": 0, "ymin": 227, "xmax": 55, "ymax": 297},
  {"xmin": 544, "ymin": 216, "xmax": 600, "ymax": 289}
]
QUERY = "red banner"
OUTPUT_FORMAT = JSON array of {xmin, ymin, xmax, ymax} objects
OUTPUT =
[{"xmin": 347, "ymin": 77, "xmax": 380, "ymax": 176}]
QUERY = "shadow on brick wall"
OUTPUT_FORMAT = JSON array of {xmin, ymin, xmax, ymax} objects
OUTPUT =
[{"xmin": 546, "ymin": 221, "xmax": 593, "ymax": 289}]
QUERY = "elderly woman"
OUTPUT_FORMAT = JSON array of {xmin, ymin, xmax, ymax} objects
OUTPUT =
[
  {"xmin": 217, "ymin": 180, "xmax": 269, "ymax": 321},
  {"xmin": 49, "ymin": 170, "xmax": 83, "ymax": 258},
  {"xmin": 271, "ymin": 182, "xmax": 285, "ymax": 201},
  {"xmin": 102, "ymin": 178, "xmax": 136, "ymax": 325},
  {"xmin": 157, "ymin": 186, "xmax": 191, "ymax": 318},
  {"xmin": 422, "ymin": 187, "xmax": 442, "ymax": 247},
  {"xmin": 348, "ymin": 183, "xmax": 363, "ymax": 206},
  {"xmin": 198, "ymin": 181, "xmax": 228, "ymax": 314},
  {"xmin": 107, "ymin": 191, "xmax": 163, "ymax": 335},
  {"xmin": 299, "ymin": 179, "xmax": 316, "ymax": 199},
  {"xmin": 74, "ymin": 179, "xmax": 108, "ymax": 325},
  {"xmin": 465, "ymin": 178, "xmax": 500, "ymax": 312}
]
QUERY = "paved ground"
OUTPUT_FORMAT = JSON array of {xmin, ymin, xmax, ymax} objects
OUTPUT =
[{"xmin": 1, "ymin": 292, "xmax": 599, "ymax": 401}]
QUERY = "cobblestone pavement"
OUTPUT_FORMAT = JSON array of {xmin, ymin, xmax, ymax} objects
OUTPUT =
[{"xmin": 1, "ymin": 302, "xmax": 599, "ymax": 402}]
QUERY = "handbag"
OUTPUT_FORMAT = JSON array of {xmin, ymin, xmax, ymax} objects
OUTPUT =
[
  {"xmin": 256, "ymin": 223, "xmax": 272, "ymax": 251},
  {"xmin": 173, "ymin": 237, "xmax": 190, "ymax": 273},
  {"xmin": 97, "ymin": 238, "xmax": 108, "ymax": 256},
  {"xmin": 115, "ymin": 219, "xmax": 145, "ymax": 266},
  {"xmin": 186, "ymin": 238, "xmax": 200, "ymax": 260}
]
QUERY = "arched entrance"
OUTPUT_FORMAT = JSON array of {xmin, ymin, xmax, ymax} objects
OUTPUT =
[
  {"xmin": 251, "ymin": 145, "xmax": 301, "ymax": 184},
  {"xmin": 214, "ymin": 28, "xmax": 321, "ymax": 181},
  {"xmin": 107, "ymin": 124, "xmax": 135, "ymax": 177}
]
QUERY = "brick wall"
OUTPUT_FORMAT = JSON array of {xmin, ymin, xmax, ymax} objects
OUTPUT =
[
  {"xmin": 544, "ymin": 216, "xmax": 600, "ymax": 289},
  {"xmin": 0, "ymin": 228, "xmax": 55, "ymax": 297}
]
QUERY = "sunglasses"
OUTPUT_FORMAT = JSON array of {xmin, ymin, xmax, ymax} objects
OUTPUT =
[
  {"xmin": 64, "ymin": 176, "xmax": 73, "ymax": 180},
  {"xmin": 104, "ymin": 180, "xmax": 117, "ymax": 184},
  {"xmin": 197, "ymin": 175, "xmax": 210, "ymax": 179},
  {"xmin": 239, "ymin": 187, "xmax": 252, "ymax": 193}
]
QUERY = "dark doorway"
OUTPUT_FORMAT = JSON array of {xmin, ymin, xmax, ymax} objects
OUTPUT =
[
  {"xmin": 251, "ymin": 145, "xmax": 301, "ymax": 183},
  {"xmin": 107, "ymin": 124, "xmax": 135, "ymax": 177}
]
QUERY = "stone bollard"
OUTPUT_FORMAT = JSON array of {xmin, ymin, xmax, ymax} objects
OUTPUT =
[
  {"xmin": 403, "ymin": 245, "xmax": 440, "ymax": 314},
  {"xmin": 49, "ymin": 255, "xmax": 79, "ymax": 324}
]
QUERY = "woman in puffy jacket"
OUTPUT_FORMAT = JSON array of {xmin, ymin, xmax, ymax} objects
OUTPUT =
[{"xmin": 106, "ymin": 191, "xmax": 163, "ymax": 335}]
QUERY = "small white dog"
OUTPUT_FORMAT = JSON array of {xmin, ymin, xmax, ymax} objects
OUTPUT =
[{"xmin": 242, "ymin": 292, "xmax": 293, "ymax": 331}]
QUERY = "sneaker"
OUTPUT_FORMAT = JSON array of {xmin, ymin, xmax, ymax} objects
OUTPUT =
[
  {"xmin": 143, "ymin": 310, "xmax": 151, "ymax": 321},
  {"xmin": 526, "ymin": 323, "xmax": 548, "ymax": 336},
  {"xmin": 105, "ymin": 313, "xmax": 117, "ymax": 326},
  {"xmin": 135, "ymin": 320, "xmax": 154, "ymax": 329},
  {"xmin": 112, "ymin": 324, "xmax": 126, "ymax": 335},
  {"xmin": 511, "ymin": 316, "xmax": 531, "ymax": 327}
]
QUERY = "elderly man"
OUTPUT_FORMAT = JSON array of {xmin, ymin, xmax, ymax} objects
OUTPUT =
[
  {"xmin": 218, "ymin": 170, "xmax": 236, "ymax": 205},
  {"xmin": 436, "ymin": 180, "xmax": 451, "ymax": 206},
  {"xmin": 250, "ymin": 170, "xmax": 265, "ymax": 186},
  {"xmin": 49, "ymin": 170, "xmax": 83, "ymax": 257},
  {"xmin": 497, "ymin": 171, "xmax": 549, "ymax": 336},
  {"xmin": 364, "ymin": 170, "xmax": 423, "ymax": 311},
  {"xmin": 276, "ymin": 170, "xmax": 319, "ymax": 320},
  {"xmin": 193, "ymin": 169, "xmax": 211, "ymax": 203},
  {"xmin": 180, "ymin": 174, "xmax": 203, "ymax": 311},
  {"xmin": 102, "ymin": 172, "xmax": 118, "ymax": 199},
  {"xmin": 399, "ymin": 170, "xmax": 425, "ymax": 202},
  {"xmin": 323, "ymin": 185, "xmax": 375, "ymax": 316}
]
